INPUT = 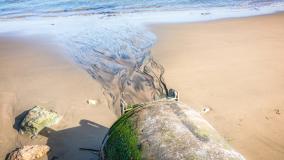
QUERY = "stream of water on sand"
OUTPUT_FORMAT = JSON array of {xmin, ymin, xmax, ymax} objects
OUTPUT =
[{"xmin": 0, "ymin": 0, "xmax": 284, "ymax": 114}]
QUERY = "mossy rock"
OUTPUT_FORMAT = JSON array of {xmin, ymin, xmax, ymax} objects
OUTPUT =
[
  {"xmin": 103, "ymin": 100, "xmax": 245, "ymax": 160},
  {"xmin": 20, "ymin": 106, "xmax": 61, "ymax": 137},
  {"xmin": 103, "ymin": 106, "xmax": 142, "ymax": 160}
]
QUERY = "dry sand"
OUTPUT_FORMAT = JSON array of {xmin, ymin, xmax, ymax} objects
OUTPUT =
[
  {"xmin": 0, "ymin": 37, "xmax": 116, "ymax": 159},
  {"xmin": 151, "ymin": 13, "xmax": 284, "ymax": 160}
]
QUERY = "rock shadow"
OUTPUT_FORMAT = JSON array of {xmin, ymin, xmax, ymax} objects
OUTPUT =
[
  {"xmin": 13, "ymin": 109, "xmax": 29, "ymax": 131},
  {"xmin": 41, "ymin": 119, "xmax": 108, "ymax": 160}
]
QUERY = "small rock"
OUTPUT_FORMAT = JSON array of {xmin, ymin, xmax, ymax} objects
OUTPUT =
[
  {"xmin": 167, "ymin": 88, "xmax": 179, "ymax": 101},
  {"xmin": 19, "ymin": 106, "xmax": 61, "ymax": 137},
  {"xmin": 87, "ymin": 99, "xmax": 97, "ymax": 105},
  {"xmin": 8, "ymin": 145, "xmax": 50, "ymax": 160},
  {"xmin": 201, "ymin": 106, "xmax": 211, "ymax": 114}
]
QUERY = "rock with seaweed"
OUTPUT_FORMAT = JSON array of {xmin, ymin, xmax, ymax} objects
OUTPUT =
[
  {"xmin": 102, "ymin": 99, "xmax": 245, "ymax": 160},
  {"xmin": 19, "ymin": 106, "xmax": 61, "ymax": 137}
]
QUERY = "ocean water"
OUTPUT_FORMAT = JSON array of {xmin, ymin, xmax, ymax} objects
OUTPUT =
[
  {"xmin": 0, "ymin": 0, "xmax": 284, "ymax": 19},
  {"xmin": 0, "ymin": 0, "xmax": 284, "ymax": 113}
]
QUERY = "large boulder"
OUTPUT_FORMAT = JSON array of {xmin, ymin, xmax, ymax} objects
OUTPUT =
[
  {"xmin": 19, "ymin": 106, "xmax": 61, "ymax": 137},
  {"xmin": 102, "ymin": 100, "xmax": 245, "ymax": 160},
  {"xmin": 7, "ymin": 145, "xmax": 50, "ymax": 160}
]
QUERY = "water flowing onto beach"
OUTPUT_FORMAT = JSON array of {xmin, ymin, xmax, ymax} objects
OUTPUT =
[{"xmin": 0, "ymin": 0, "xmax": 284, "ymax": 114}]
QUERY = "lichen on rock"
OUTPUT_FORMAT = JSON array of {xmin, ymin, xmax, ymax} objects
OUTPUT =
[
  {"xmin": 19, "ymin": 106, "xmax": 61, "ymax": 137},
  {"xmin": 102, "ymin": 99, "xmax": 245, "ymax": 160}
]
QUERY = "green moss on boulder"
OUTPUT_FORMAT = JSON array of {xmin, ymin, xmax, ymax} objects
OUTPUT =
[
  {"xmin": 104, "ymin": 109, "xmax": 142, "ymax": 160},
  {"xmin": 20, "ymin": 106, "xmax": 61, "ymax": 137},
  {"xmin": 103, "ymin": 100, "xmax": 245, "ymax": 160}
]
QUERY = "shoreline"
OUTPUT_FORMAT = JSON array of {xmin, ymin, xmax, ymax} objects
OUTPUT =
[
  {"xmin": 151, "ymin": 13, "xmax": 284, "ymax": 159},
  {"xmin": 1, "ymin": 10, "xmax": 284, "ymax": 160},
  {"xmin": 145, "ymin": 10, "xmax": 284, "ymax": 27}
]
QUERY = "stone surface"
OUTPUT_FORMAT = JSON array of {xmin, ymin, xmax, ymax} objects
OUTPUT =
[
  {"xmin": 103, "ymin": 99, "xmax": 245, "ymax": 160},
  {"xmin": 7, "ymin": 145, "xmax": 50, "ymax": 160},
  {"xmin": 19, "ymin": 106, "xmax": 61, "ymax": 137}
]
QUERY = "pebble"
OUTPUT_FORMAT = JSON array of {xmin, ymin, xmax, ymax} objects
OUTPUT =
[
  {"xmin": 201, "ymin": 107, "xmax": 211, "ymax": 114},
  {"xmin": 87, "ymin": 99, "xmax": 97, "ymax": 105}
]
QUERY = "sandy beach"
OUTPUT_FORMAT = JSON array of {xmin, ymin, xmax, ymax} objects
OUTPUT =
[
  {"xmin": 1, "ymin": 7, "xmax": 284, "ymax": 160},
  {"xmin": 0, "ymin": 38, "xmax": 116, "ymax": 159},
  {"xmin": 151, "ymin": 13, "xmax": 284, "ymax": 159}
]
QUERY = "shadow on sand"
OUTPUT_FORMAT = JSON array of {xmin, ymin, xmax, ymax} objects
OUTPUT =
[{"xmin": 40, "ymin": 119, "xmax": 108, "ymax": 160}]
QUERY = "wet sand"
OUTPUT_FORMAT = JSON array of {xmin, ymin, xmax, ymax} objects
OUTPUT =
[
  {"xmin": 0, "ymin": 38, "xmax": 116, "ymax": 159},
  {"xmin": 151, "ymin": 13, "xmax": 284, "ymax": 160}
]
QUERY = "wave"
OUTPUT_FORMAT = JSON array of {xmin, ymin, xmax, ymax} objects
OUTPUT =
[{"xmin": 0, "ymin": 0, "xmax": 284, "ymax": 19}]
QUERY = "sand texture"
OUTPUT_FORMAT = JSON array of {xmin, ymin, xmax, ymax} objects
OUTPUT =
[
  {"xmin": 0, "ymin": 38, "xmax": 116, "ymax": 160},
  {"xmin": 151, "ymin": 13, "xmax": 284, "ymax": 160}
]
